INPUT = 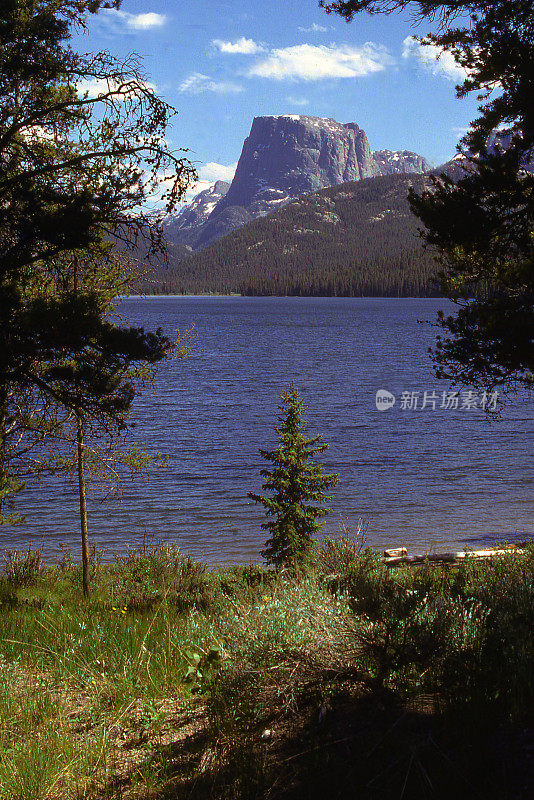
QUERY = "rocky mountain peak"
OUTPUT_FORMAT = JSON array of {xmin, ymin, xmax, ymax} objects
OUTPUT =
[
  {"xmin": 165, "ymin": 179, "xmax": 230, "ymax": 236},
  {"xmin": 164, "ymin": 115, "xmax": 430, "ymax": 253},
  {"xmin": 215, "ymin": 114, "xmax": 378, "ymax": 217},
  {"xmin": 373, "ymin": 149, "xmax": 431, "ymax": 175}
]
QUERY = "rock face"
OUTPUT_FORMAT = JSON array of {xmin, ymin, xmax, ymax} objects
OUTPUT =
[
  {"xmin": 164, "ymin": 180, "xmax": 230, "ymax": 244},
  {"xmin": 165, "ymin": 115, "xmax": 430, "ymax": 252},
  {"xmin": 216, "ymin": 115, "xmax": 377, "ymax": 217},
  {"xmin": 373, "ymin": 149, "xmax": 431, "ymax": 175}
]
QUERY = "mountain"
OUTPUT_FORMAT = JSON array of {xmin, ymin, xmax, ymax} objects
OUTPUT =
[
  {"xmin": 164, "ymin": 180, "xmax": 230, "ymax": 245},
  {"xmin": 373, "ymin": 149, "xmax": 431, "ymax": 175},
  {"xmin": 165, "ymin": 115, "xmax": 430, "ymax": 253},
  {"xmin": 215, "ymin": 115, "xmax": 377, "ymax": 216},
  {"xmin": 433, "ymin": 127, "xmax": 534, "ymax": 180},
  {"xmin": 140, "ymin": 173, "xmax": 439, "ymax": 297},
  {"xmin": 431, "ymin": 153, "xmax": 475, "ymax": 181},
  {"xmin": 132, "ymin": 123, "xmax": 533, "ymax": 296}
]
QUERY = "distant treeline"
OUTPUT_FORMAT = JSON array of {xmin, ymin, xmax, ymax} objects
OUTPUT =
[{"xmin": 136, "ymin": 173, "xmax": 443, "ymax": 296}]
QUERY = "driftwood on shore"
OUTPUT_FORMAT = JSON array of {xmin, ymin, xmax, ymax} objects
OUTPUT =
[{"xmin": 383, "ymin": 546, "xmax": 526, "ymax": 568}]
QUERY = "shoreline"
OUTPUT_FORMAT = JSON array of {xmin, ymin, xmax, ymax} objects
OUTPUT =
[{"xmin": 120, "ymin": 293, "xmax": 446, "ymax": 299}]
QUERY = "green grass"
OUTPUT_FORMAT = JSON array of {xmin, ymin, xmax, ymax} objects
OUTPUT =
[
  {"xmin": 0, "ymin": 539, "xmax": 533, "ymax": 799},
  {"xmin": 0, "ymin": 655, "xmax": 108, "ymax": 800},
  {"xmin": 0, "ymin": 601, "xmax": 222, "ymax": 704}
]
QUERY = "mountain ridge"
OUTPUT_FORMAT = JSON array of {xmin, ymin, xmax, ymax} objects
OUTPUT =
[
  {"xmin": 139, "ymin": 172, "xmax": 439, "ymax": 297},
  {"xmin": 165, "ymin": 115, "xmax": 431, "ymax": 253}
]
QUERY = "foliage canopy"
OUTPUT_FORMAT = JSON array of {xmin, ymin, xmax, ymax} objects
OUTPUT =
[
  {"xmin": 322, "ymin": 0, "xmax": 534, "ymax": 395},
  {"xmin": 0, "ymin": 1, "xmax": 195, "ymax": 524}
]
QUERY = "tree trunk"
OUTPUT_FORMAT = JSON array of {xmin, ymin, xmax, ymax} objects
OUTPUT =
[
  {"xmin": 0, "ymin": 392, "xmax": 6, "ymax": 521},
  {"xmin": 0, "ymin": 386, "xmax": 11, "ymax": 523},
  {"xmin": 76, "ymin": 411, "xmax": 90, "ymax": 598}
]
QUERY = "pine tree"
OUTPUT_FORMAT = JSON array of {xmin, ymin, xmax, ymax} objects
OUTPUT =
[
  {"xmin": 249, "ymin": 385, "xmax": 338, "ymax": 570},
  {"xmin": 322, "ymin": 0, "xmax": 534, "ymax": 395},
  {"xmin": 0, "ymin": 0, "xmax": 195, "ymax": 524}
]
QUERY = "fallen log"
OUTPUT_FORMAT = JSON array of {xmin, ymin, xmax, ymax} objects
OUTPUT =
[
  {"xmin": 383, "ymin": 548, "xmax": 408, "ymax": 558},
  {"xmin": 383, "ymin": 547, "xmax": 525, "ymax": 568}
]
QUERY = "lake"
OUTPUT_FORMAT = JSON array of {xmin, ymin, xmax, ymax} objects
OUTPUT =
[{"xmin": 2, "ymin": 297, "xmax": 532, "ymax": 563}]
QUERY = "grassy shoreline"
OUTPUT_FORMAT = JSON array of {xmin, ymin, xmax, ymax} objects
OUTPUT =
[{"xmin": 1, "ymin": 539, "xmax": 533, "ymax": 799}]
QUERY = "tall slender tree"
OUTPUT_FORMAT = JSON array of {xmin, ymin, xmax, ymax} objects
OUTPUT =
[
  {"xmin": 0, "ymin": 1, "xmax": 196, "ymax": 525},
  {"xmin": 3, "ymin": 245, "xmax": 182, "ymax": 594},
  {"xmin": 249, "ymin": 385, "xmax": 338, "ymax": 570}
]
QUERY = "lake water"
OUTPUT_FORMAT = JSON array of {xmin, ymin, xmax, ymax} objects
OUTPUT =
[{"xmin": 2, "ymin": 297, "xmax": 532, "ymax": 563}]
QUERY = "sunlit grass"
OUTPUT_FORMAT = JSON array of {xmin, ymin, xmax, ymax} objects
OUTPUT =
[
  {"xmin": 0, "ymin": 601, "xmax": 225, "ymax": 706},
  {"xmin": 0, "ymin": 656, "xmax": 108, "ymax": 800},
  {"xmin": 0, "ymin": 541, "xmax": 532, "ymax": 799}
]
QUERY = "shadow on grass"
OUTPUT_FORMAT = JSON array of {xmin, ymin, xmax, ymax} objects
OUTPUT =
[
  {"xmin": 98, "ymin": 685, "xmax": 533, "ymax": 800},
  {"xmin": 262, "ymin": 689, "xmax": 534, "ymax": 800}
]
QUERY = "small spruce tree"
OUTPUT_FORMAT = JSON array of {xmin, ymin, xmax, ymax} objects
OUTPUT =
[{"xmin": 249, "ymin": 384, "xmax": 338, "ymax": 569}]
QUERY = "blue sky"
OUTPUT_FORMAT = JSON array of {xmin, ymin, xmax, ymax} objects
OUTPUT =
[{"xmin": 73, "ymin": 0, "xmax": 481, "ymax": 200}]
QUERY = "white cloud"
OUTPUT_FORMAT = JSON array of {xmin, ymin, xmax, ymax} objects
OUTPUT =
[
  {"xmin": 77, "ymin": 77, "xmax": 117, "ymax": 98},
  {"xmin": 139, "ymin": 171, "xmax": 186, "ymax": 209},
  {"xmin": 128, "ymin": 13, "xmax": 166, "ymax": 30},
  {"xmin": 402, "ymin": 36, "xmax": 469, "ymax": 82},
  {"xmin": 77, "ymin": 77, "xmax": 157, "ymax": 98},
  {"xmin": 98, "ymin": 9, "xmax": 167, "ymax": 33},
  {"xmin": 212, "ymin": 37, "xmax": 264, "ymax": 55},
  {"xmin": 199, "ymin": 161, "xmax": 238, "ymax": 182},
  {"xmin": 286, "ymin": 96, "xmax": 310, "ymax": 107},
  {"xmin": 298, "ymin": 23, "xmax": 328, "ymax": 33},
  {"xmin": 178, "ymin": 72, "xmax": 244, "ymax": 94},
  {"xmin": 452, "ymin": 126, "xmax": 471, "ymax": 139},
  {"xmin": 247, "ymin": 43, "xmax": 393, "ymax": 81}
]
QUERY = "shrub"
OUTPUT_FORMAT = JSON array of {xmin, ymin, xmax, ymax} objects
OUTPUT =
[
  {"xmin": 112, "ymin": 542, "xmax": 217, "ymax": 611},
  {"xmin": 315, "ymin": 520, "xmax": 369, "ymax": 576},
  {"xmin": 3, "ymin": 545, "xmax": 42, "ymax": 587},
  {"xmin": 323, "ymin": 546, "xmax": 534, "ymax": 726}
]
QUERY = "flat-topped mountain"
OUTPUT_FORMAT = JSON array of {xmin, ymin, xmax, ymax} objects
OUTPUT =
[
  {"xmin": 215, "ymin": 115, "xmax": 377, "ymax": 216},
  {"xmin": 165, "ymin": 115, "xmax": 430, "ymax": 252},
  {"xmin": 132, "ymin": 123, "xmax": 533, "ymax": 297}
]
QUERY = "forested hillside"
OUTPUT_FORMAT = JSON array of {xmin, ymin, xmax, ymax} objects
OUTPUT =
[{"xmin": 138, "ymin": 173, "xmax": 441, "ymax": 296}]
